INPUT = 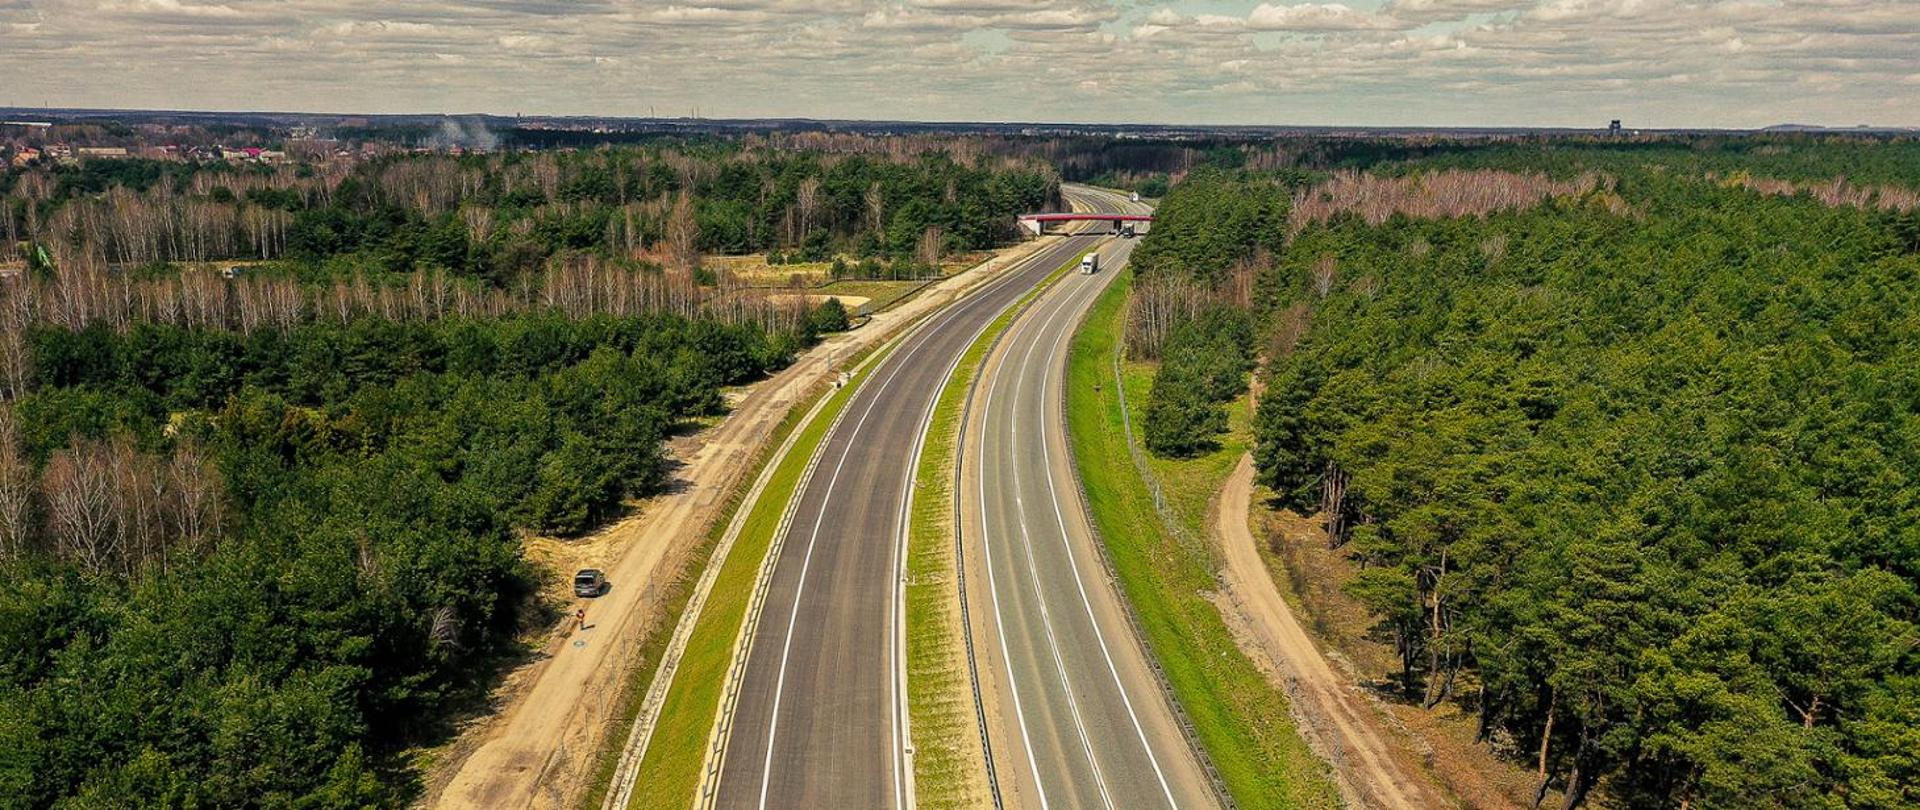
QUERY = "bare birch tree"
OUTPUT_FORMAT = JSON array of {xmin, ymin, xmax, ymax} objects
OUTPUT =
[
  {"xmin": 44, "ymin": 439, "xmax": 119, "ymax": 576},
  {"xmin": 0, "ymin": 409, "xmax": 32, "ymax": 561},
  {"xmin": 665, "ymin": 190, "xmax": 701, "ymax": 274},
  {"xmin": 169, "ymin": 436, "xmax": 223, "ymax": 553}
]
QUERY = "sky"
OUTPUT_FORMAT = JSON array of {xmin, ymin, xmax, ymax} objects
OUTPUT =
[{"xmin": 0, "ymin": 0, "xmax": 1915, "ymax": 128}]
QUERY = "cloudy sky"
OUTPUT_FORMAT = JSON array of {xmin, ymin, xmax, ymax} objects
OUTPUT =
[{"xmin": 1, "ymin": 0, "xmax": 1915, "ymax": 127}]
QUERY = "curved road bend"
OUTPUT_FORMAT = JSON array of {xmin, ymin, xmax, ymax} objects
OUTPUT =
[
  {"xmin": 965, "ymin": 189, "xmax": 1221, "ymax": 810},
  {"xmin": 709, "ymin": 187, "xmax": 1124, "ymax": 809}
]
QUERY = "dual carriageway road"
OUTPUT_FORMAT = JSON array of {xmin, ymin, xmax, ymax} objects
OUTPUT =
[
  {"xmin": 707, "ymin": 185, "xmax": 1194, "ymax": 809},
  {"xmin": 962, "ymin": 188, "xmax": 1218, "ymax": 810}
]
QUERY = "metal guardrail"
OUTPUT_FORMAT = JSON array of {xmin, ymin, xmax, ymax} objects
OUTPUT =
[
  {"xmin": 601, "ymin": 366, "xmax": 847, "ymax": 810},
  {"xmin": 950, "ymin": 256, "xmax": 1076, "ymax": 810},
  {"xmin": 1047, "ymin": 269, "xmax": 1239, "ymax": 810},
  {"xmin": 692, "ymin": 364, "xmax": 868, "ymax": 810}
]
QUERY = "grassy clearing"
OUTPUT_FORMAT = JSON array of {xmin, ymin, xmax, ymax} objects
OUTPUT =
[
  {"xmin": 1064, "ymin": 268, "xmax": 1341, "ymax": 810},
  {"xmin": 814, "ymin": 279, "xmax": 932, "ymax": 312},
  {"xmin": 705, "ymin": 254, "xmax": 835, "ymax": 285},
  {"xmin": 905, "ymin": 251, "xmax": 1083, "ymax": 808},
  {"xmin": 710, "ymin": 252, "xmax": 992, "ymax": 290},
  {"xmin": 615, "ymin": 344, "xmax": 888, "ymax": 810}
]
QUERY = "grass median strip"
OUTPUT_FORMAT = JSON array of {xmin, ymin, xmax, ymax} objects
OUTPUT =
[
  {"xmin": 905, "ymin": 249, "xmax": 1084, "ymax": 809},
  {"xmin": 617, "ymin": 339, "xmax": 895, "ymax": 810},
  {"xmin": 1064, "ymin": 268, "xmax": 1342, "ymax": 810}
]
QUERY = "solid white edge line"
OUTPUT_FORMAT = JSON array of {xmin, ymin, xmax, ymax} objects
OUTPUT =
[
  {"xmin": 979, "ymin": 315, "xmax": 1054, "ymax": 810},
  {"xmin": 743, "ymin": 226, "xmax": 1082, "ymax": 810},
  {"xmin": 1035, "ymin": 236, "xmax": 1184, "ymax": 810},
  {"xmin": 1004, "ymin": 278, "xmax": 1121, "ymax": 810},
  {"xmin": 756, "ymin": 325, "xmax": 926, "ymax": 810}
]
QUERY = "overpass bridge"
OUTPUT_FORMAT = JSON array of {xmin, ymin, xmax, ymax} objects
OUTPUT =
[{"xmin": 1017, "ymin": 212, "xmax": 1154, "ymax": 236}]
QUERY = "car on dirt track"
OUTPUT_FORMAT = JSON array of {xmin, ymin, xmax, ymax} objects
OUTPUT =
[{"xmin": 573, "ymin": 569, "xmax": 608, "ymax": 598}]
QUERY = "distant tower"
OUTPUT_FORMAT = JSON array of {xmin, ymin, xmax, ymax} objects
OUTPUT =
[{"xmin": 1609, "ymin": 119, "xmax": 1623, "ymax": 136}]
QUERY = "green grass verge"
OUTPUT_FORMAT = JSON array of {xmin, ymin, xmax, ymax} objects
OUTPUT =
[
  {"xmin": 1064, "ymin": 268, "xmax": 1342, "ymax": 810},
  {"xmin": 615, "ymin": 342, "xmax": 891, "ymax": 810},
  {"xmin": 573, "ymin": 373, "xmax": 820, "ymax": 810},
  {"xmin": 905, "ymin": 250, "xmax": 1084, "ymax": 808}
]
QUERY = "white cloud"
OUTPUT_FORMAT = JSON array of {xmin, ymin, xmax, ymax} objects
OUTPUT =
[
  {"xmin": 88, "ymin": 0, "xmax": 247, "ymax": 19},
  {"xmin": 1383, "ymin": 0, "xmax": 1534, "ymax": 22},
  {"xmin": 1246, "ymin": 3, "xmax": 1409, "ymax": 31},
  {"xmin": 0, "ymin": 0, "xmax": 1910, "ymax": 127}
]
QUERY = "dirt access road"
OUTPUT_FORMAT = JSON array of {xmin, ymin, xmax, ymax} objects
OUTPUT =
[
  {"xmin": 1213, "ymin": 454, "xmax": 1452, "ymax": 809},
  {"xmin": 426, "ymin": 235, "xmax": 1063, "ymax": 810}
]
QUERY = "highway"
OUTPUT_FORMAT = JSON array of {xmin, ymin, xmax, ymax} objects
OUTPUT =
[
  {"xmin": 707, "ymin": 186, "xmax": 1123, "ymax": 809},
  {"xmin": 963, "ymin": 187, "xmax": 1221, "ymax": 810}
]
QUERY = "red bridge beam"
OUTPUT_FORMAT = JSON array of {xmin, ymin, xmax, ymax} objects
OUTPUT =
[{"xmin": 1017, "ymin": 213, "xmax": 1155, "ymax": 222}]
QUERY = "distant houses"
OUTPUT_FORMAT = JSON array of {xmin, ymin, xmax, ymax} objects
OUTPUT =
[{"xmin": 2, "ymin": 142, "xmax": 286, "ymax": 166}]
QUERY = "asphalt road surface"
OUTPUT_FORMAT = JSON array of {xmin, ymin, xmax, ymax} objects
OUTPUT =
[
  {"xmin": 965, "ymin": 188, "xmax": 1221, "ymax": 810},
  {"xmin": 709, "ymin": 187, "xmax": 1122, "ymax": 810}
]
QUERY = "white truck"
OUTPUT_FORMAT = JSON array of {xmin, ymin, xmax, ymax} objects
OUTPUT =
[{"xmin": 1080, "ymin": 253, "xmax": 1100, "ymax": 275}]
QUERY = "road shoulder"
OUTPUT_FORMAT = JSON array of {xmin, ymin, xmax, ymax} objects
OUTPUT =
[
  {"xmin": 424, "ymin": 232, "xmax": 1065, "ymax": 810},
  {"xmin": 1058, "ymin": 267, "xmax": 1341, "ymax": 807}
]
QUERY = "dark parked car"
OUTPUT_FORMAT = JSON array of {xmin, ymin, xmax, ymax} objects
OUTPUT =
[{"xmin": 573, "ymin": 569, "xmax": 608, "ymax": 598}]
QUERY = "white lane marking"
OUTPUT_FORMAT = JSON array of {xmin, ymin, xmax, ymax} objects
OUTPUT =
[
  {"xmin": 976, "ymin": 231, "xmax": 1109, "ymax": 810},
  {"xmin": 978, "ymin": 253, "xmax": 1123, "ymax": 810},
  {"xmin": 1006, "ymin": 303, "xmax": 1119, "ymax": 810},
  {"xmin": 979, "ymin": 313, "xmax": 1054, "ymax": 810},
  {"xmin": 1032, "ymin": 243, "xmax": 1183, "ymax": 809},
  {"xmin": 749, "ymin": 236, "xmax": 1087, "ymax": 809},
  {"xmin": 893, "ymin": 423, "xmax": 910, "ymax": 810}
]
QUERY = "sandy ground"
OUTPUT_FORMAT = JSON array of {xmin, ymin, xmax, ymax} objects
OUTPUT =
[
  {"xmin": 1258, "ymin": 505, "xmax": 1545, "ymax": 810},
  {"xmin": 765, "ymin": 292, "xmax": 873, "ymax": 311},
  {"xmin": 422, "ymin": 234, "xmax": 1064, "ymax": 810},
  {"xmin": 1211, "ymin": 454, "xmax": 1454, "ymax": 810}
]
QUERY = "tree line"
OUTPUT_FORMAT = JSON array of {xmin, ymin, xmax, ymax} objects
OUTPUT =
[
  {"xmin": 0, "ymin": 306, "xmax": 817, "ymax": 805},
  {"xmin": 1124, "ymin": 169, "xmax": 1289, "ymax": 454},
  {"xmin": 0, "ymin": 132, "xmax": 941, "ymax": 808},
  {"xmin": 2, "ymin": 144, "xmax": 1059, "ymax": 282},
  {"xmin": 1122, "ymin": 137, "xmax": 1920, "ymax": 807},
  {"xmin": 1247, "ymin": 157, "xmax": 1920, "ymax": 807}
]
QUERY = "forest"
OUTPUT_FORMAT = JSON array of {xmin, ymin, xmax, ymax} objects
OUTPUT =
[
  {"xmin": 1126, "ymin": 134, "xmax": 1920, "ymax": 808},
  {"xmin": 0, "ymin": 137, "xmax": 1055, "ymax": 805},
  {"xmin": 1, "ymin": 140, "xmax": 1059, "ymax": 281},
  {"xmin": 0, "ymin": 312, "xmax": 817, "ymax": 805},
  {"xmin": 9, "ymin": 124, "xmax": 1920, "ymax": 806}
]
